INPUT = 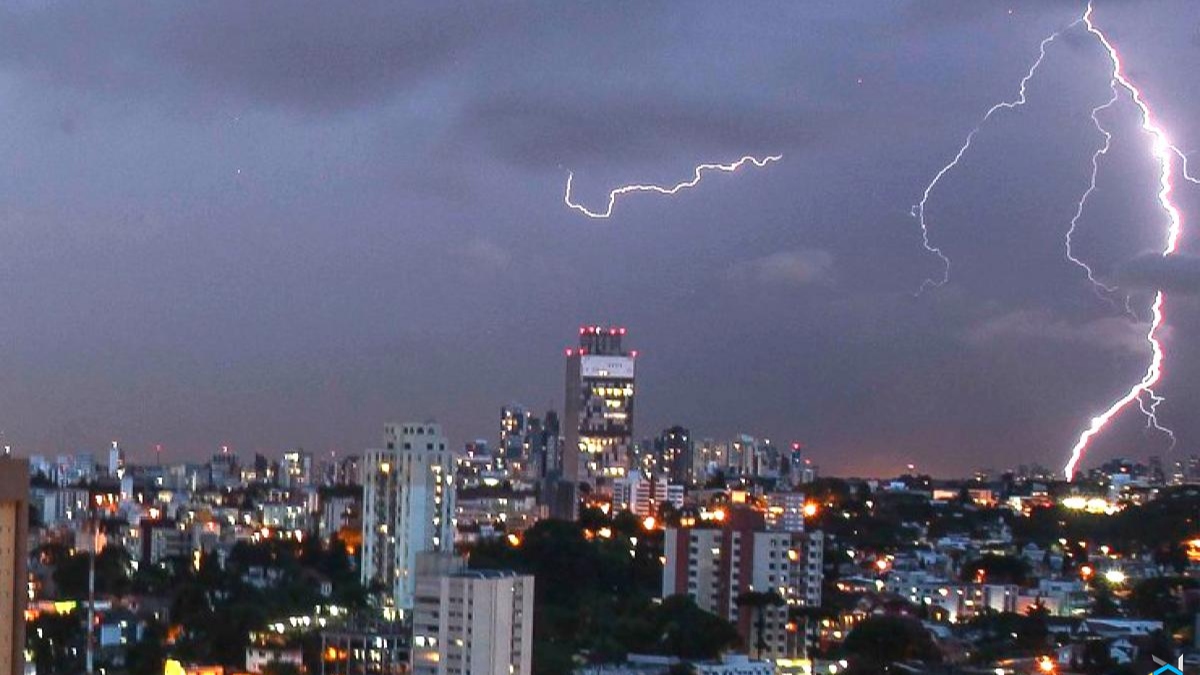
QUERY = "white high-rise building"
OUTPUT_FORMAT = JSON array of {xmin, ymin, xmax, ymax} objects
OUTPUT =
[
  {"xmin": 612, "ymin": 469, "xmax": 684, "ymax": 518},
  {"xmin": 361, "ymin": 422, "xmax": 457, "ymax": 616},
  {"xmin": 106, "ymin": 442, "xmax": 125, "ymax": 478},
  {"xmin": 663, "ymin": 507, "xmax": 825, "ymax": 661},
  {"xmin": 279, "ymin": 449, "xmax": 313, "ymax": 489},
  {"xmin": 412, "ymin": 554, "xmax": 534, "ymax": 675}
]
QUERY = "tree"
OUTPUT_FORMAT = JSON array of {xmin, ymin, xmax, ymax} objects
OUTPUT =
[
  {"xmin": 1090, "ymin": 581, "xmax": 1121, "ymax": 617},
  {"xmin": 1154, "ymin": 542, "xmax": 1189, "ymax": 574},
  {"xmin": 961, "ymin": 555, "xmax": 1030, "ymax": 586},
  {"xmin": 962, "ymin": 610, "xmax": 1048, "ymax": 663},
  {"xmin": 648, "ymin": 595, "xmax": 740, "ymax": 660},
  {"xmin": 52, "ymin": 545, "xmax": 133, "ymax": 598},
  {"xmin": 1075, "ymin": 639, "xmax": 1115, "ymax": 675},
  {"xmin": 27, "ymin": 610, "xmax": 82, "ymax": 675},
  {"xmin": 1129, "ymin": 577, "xmax": 1197, "ymax": 630},
  {"xmin": 736, "ymin": 591, "xmax": 785, "ymax": 658},
  {"xmin": 468, "ymin": 517, "xmax": 671, "ymax": 675},
  {"xmin": 125, "ymin": 621, "xmax": 167, "ymax": 675},
  {"xmin": 843, "ymin": 616, "xmax": 941, "ymax": 672}
]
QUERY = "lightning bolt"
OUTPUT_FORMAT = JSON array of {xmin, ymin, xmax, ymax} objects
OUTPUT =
[
  {"xmin": 1065, "ymin": 85, "xmax": 1121, "ymax": 299},
  {"xmin": 563, "ymin": 155, "xmax": 782, "ymax": 219},
  {"xmin": 913, "ymin": 25, "xmax": 1075, "ymax": 292},
  {"xmin": 1173, "ymin": 147, "xmax": 1200, "ymax": 185},
  {"xmin": 1063, "ymin": 2, "xmax": 1189, "ymax": 480},
  {"xmin": 912, "ymin": 3, "xmax": 1193, "ymax": 479}
]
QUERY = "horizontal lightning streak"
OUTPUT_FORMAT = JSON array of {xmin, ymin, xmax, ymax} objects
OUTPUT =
[{"xmin": 564, "ymin": 155, "xmax": 782, "ymax": 219}]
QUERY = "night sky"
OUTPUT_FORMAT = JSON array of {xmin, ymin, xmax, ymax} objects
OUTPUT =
[{"xmin": 2, "ymin": 1, "xmax": 1199, "ymax": 476}]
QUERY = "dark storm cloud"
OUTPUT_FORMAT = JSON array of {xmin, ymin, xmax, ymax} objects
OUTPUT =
[
  {"xmin": 0, "ymin": 1, "xmax": 506, "ymax": 112},
  {"xmin": 462, "ymin": 94, "xmax": 827, "ymax": 168},
  {"xmin": 725, "ymin": 250, "xmax": 835, "ymax": 288},
  {"xmin": 0, "ymin": 0, "xmax": 1197, "ymax": 477},
  {"xmin": 899, "ymin": 0, "xmax": 1086, "ymax": 28},
  {"xmin": 1115, "ymin": 251, "xmax": 1200, "ymax": 293},
  {"xmin": 965, "ymin": 309, "xmax": 1148, "ymax": 355},
  {"xmin": 461, "ymin": 238, "xmax": 513, "ymax": 270}
]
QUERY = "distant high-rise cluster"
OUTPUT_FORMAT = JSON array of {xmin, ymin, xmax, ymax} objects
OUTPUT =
[
  {"xmin": 9, "ymin": 321, "xmax": 842, "ymax": 675},
  {"xmin": 497, "ymin": 405, "xmax": 560, "ymax": 488}
]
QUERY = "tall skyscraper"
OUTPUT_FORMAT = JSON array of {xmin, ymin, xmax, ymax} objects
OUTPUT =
[
  {"xmin": 500, "ymin": 405, "xmax": 532, "ymax": 480},
  {"xmin": 655, "ymin": 425, "xmax": 693, "ymax": 485},
  {"xmin": 529, "ymin": 410, "xmax": 560, "ymax": 482},
  {"xmin": 361, "ymin": 422, "xmax": 457, "ymax": 617},
  {"xmin": 209, "ymin": 446, "xmax": 238, "ymax": 489},
  {"xmin": 500, "ymin": 405, "xmax": 530, "ymax": 458},
  {"xmin": 557, "ymin": 325, "xmax": 636, "ymax": 518},
  {"xmin": 106, "ymin": 441, "xmax": 125, "ymax": 478},
  {"xmin": 0, "ymin": 457, "xmax": 29, "ymax": 675},
  {"xmin": 412, "ymin": 554, "xmax": 534, "ymax": 675}
]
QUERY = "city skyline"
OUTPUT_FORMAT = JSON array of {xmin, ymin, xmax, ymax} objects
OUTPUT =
[
  {"xmin": 10, "ymin": 4, "xmax": 1200, "ymax": 674},
  {"xmin": 2, "ymin": 2, "xmax": 1200, "ymax": 477}
]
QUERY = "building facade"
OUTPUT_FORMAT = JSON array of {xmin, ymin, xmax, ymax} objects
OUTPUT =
[
  {"xmin": 655, "ymin": 426, "xmax": 692, "ymax": 486},
  {"xmin": 0, "ymin": 456, "xmax": 29, "ymax": 675},
  {"xmin": 280, "ymin": 449, "xmax": 313, "ymax": 489},
  {"xmin": 411, "ymin": 555, "xmax": 534, "ymax": 675},
  {"xmin": 361, "ymin": 423, "xmax": 457, "ymax": 616},
  {"xmin": 612, "ymin": 470, "xmax": 684, "ymax": 518},
  {"xmin": 500, "ymin": 405, "xmax": 531, "ymax": 474},
  {"xmin": 662, "ymin": 508, "xmax": 824, "ymax": 662},
  {"xmin": 558, "ymin": 325, "xmax": 636, "ymax": 518},
  {"xmin": 319, "ymin": 617, "xmax": 409, "ymax": 675}
]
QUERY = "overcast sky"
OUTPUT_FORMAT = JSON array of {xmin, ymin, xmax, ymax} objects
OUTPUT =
[{"xmin": 1, "ymin": 1, "xmax": 1199, "ymax": 476}]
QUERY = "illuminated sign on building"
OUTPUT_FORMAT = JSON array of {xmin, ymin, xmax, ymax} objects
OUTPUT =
[{"xmin": 580, "ymin": 355, "xmax": 634, "ymax": 379}]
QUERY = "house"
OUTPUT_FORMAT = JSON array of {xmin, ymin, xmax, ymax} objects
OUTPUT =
[{"xmin": 1078, "ymin": 618, "xmax": 1164, "ymax": 638}]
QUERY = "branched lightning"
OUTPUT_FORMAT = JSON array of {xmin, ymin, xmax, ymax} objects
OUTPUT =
[
  {"xmin": 1136, "ymin": 389, "xmax": 1176, "ymax": 448},
  {"xmin": 1065, "ymin": 86, "xmax": 1121, "ymax": 299},
  {"xmin": 1063, "ymin": 2, "xmax": 1188, "ymax": 479},
  {"xmin": 1065, "ymin": 293, "xmax": 1169, "ymax": 479},
  {"xmin": 1173, "ymin": 148, "xmax": 1200, "ymax": 185},
  {"xmin": 912, "ymin": 3, "xmax": 1194, "ymax": 479},
  {"xmin": 913, "ymin": 26, "xmax": 1075, "ymax": 293},
  {"xmin": 564, "ymin": 155, "xmax": 782, "ymax": 219}
]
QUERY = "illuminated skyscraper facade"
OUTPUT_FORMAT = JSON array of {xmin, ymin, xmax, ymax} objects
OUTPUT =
[{"xmin": 557, "ymin": 326, "xmax": 636, "ymax": 517}]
